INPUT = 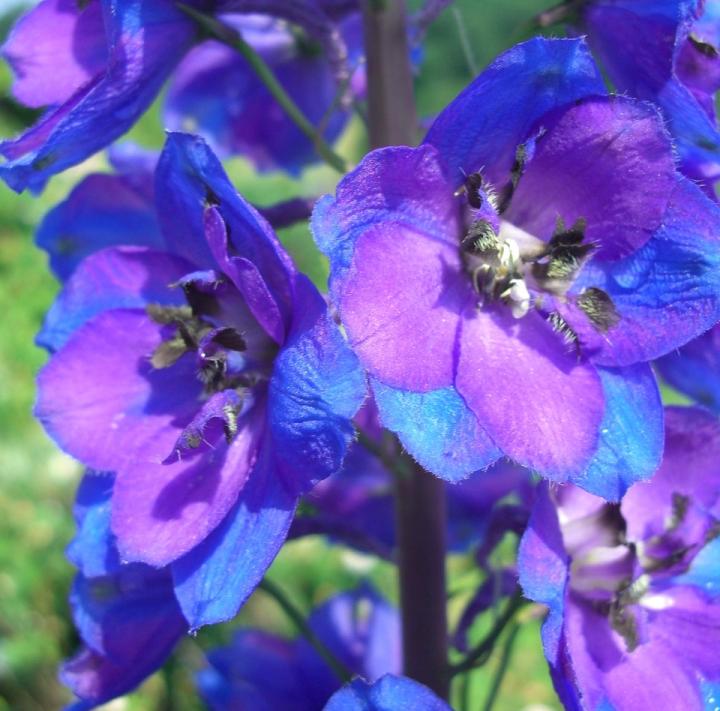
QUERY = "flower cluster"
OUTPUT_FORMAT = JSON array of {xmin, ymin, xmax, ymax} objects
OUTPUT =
[{"xmin": 1, "ymin": 0, "xmax": 720, "ymax": 709}]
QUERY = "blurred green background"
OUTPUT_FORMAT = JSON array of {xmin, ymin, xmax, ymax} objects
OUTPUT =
[{"xmin": 0, "ymin": 1, "xmax": 572, "ymax": 709}]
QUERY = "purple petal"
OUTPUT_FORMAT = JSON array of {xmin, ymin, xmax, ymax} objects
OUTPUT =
[
  {"xmin": 155, "ymin": 133, "xmax": 295, "ymax": 323},
  {"xmin": 575, "ymin": 177, "xmax": 720, "ymax": 367},
  {"xmin": 457, "ymin": 307, "xmax": 603, "ymax": 481},
  {"xmin": 172, "ymin": 440, "xmax": 298, "ymax": 629},
  {"xmin": 0, "ymin": 0, "xmax": 195, "ymax": 193},
  {"xmin": 111, "ymin": 405, "xmax": 264, "ymax": 567},
  {"xmin": 35, "ymin": 309, "xmax": 202, "ymax": 472},
  {"xmin": 505, "ymin": 96, "xmax": 676, "ymax": 261},
  {"xmin": 37, "ymin": 246, "xmax": 191, "ymax": 352},
  {"xmin": 622, "ymin": 406, "xmax": 720, "ymax": 544},
  {"xmin": 424, "ymin": 36, "xmax": 605, "ymax": 188},
  {"xmin": 2, "ymin": 0, "xmax": 107, "ymax": 108},
  {"xmin": 518, "ymin": 483, "xmax": 569, "ymax": 662}
]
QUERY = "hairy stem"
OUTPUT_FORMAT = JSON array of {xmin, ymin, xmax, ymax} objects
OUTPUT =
[
  {"xmin": 259, "ymin": 578, "xmax": 353, "ymax": 682},
  {"xmin": 178, "ymin": 4, "xmax": 347, "ymax": 173}
]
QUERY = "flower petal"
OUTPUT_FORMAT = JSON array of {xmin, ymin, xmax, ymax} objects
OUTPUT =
[
  {"xmin": 268, "ymin": 274, "xmax": 365, "ymax": 493},
  {"xmin": 35, "ymin": 308, "xmax": 202, "ymax": 472},
  {"xmin": 323, "ymin": 675, "xmax": 452, "ymax": 711},
  {"xmin": 456, "ymin": 307, "xmax": 604, "ymax": 481},
  {"xmin": 3, "ymin": 0, "xmax": 107, "ymax": 109},
  {"xmin": 572, "ymin": 364, "xmax": 663, "ymax": 502},
  {"xmin": 36, "ymin": 169, "xmax": 162, "ymax": 281},
  {"xmin": 171, "ymin": 440, "xmax": 298, "ymax": 629},
  {"xmin": 111, "ymin": 404, "xmax": 264, "ymax": 567},
  {"xmin": 505, "ymin": 96, "xmax": 676, "ymax": 260},
  {"xmin": 0, "ymin": 0, "xmax": 195, "ymax": 192},
  {"xmin": 371, "ymin": 379, "xmax": 500, "ymax": 482},
  {"xmin": 576, "ymin": 177, "xmax": 720, "ymax": 367},
  {"xmin": 424, "ymin": 36, "xmax": 605, "ymax": 188},
  {"xmin": 37, "ymin": 246, "xmax": 191, "ymax": 352}
]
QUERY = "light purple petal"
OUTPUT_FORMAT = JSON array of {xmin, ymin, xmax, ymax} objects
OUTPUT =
[
  {"xmin": 111, "ymin": 406, "xmax": 264, "ymax": 567},
  {"xmin": 35, "ymin": 309, "xmax": 201, "ymax": 472},
  {"xmin": 457, "ymin": 307, "xmax": 603, "ymax": 481},
  {"xmin": 2, "ymin": 0, "xmax": 107, "ymax": 108}
]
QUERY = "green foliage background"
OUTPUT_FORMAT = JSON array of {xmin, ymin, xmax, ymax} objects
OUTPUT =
[{"xmin": 0, "ymin": 1, "xmax": 589, "ymax": 708}]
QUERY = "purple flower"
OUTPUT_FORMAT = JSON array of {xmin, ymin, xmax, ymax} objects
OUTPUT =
[
  {"xmin": 0, "ymin": 0, "xmax": 360, "ymax": 192},
  {"xmin": 34, "ymin": 133, "xmax": 365, "ymax": 630},
  {"xmin": 656, "ymin": 324, "xmax": 720, "ymax": 414},
  {"xmin": 197, "ymin": 586, "xmax": 401, "ymax": 710},
  {"xmin": 519, "ymin": 406, "xmax": 720, "ymax": 711},
  {"xmin": 313, "ymin": 36, "xmax": 720, "ymax": 500},
  {"xmin": 164, "ymin": 12, "xmax": 365, "ymax": 175},
  {"xmin": 579, "ymin": 0, "xmax": 720, "ymax": 196},
  {"xmin": 62, "ymin": 474, "xmax": 187, "ymax": 710}
]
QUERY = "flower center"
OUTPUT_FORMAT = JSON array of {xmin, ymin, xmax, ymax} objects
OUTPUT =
[{"xmin": 455, "ymin": 171, "xmax": 620, "ymax": 351}]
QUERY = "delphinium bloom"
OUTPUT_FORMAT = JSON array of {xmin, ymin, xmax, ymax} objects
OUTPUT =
[
  {"xmin": 0, "ymin": 0, "xmax": 360, "ymax": 192},
  {"xmin": 34, "ymin": 132, "xmax": 365, "ymax": 631},
  {"xmin": 577, "ymin": 0, "xmax": 720, "ymax": 196},
  {"xmin": 198, "ymin": 586, "xmax": 400, "ymax": 710},
  {"xmin": 313, "ymin": 35, "xmax": 720, "ymax": 500},
  {"xmin": 164, "ymin": 11, "xmax": 364, "ymax": 175},
  {"xmin": 656, "ymin": 324, "xmax": 720, "ymax": 414},
  {"xmin": 519, "ymin": 406, "xmax": 720, "ymax": 711},
  {"xmin": 62, "ymin": 473, "xmax": 189, "ymax": 710}
]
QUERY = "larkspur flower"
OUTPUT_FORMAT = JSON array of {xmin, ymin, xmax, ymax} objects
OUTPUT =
[
  {"xmin": 164, "ymin": 11, "xmax": 365, "ymax": 175},
  {"xmin": 34, "ymin": 132, "xmax": 365, "ymax": 630},
  {"xmin": 0, "ymin": 0, "xmax": 360, "ymax": 192},
  {"xmin": 519, "ymin": 406, "xmax": 720, "ymax": 711},
  {"xmin": 198, "ymin": 586, "xmax": 401, "ymax": 710},
  {"xmin": 313, "ymin": 36, "xmax": 720, "ymax": 500},
  {"xmin": 62, "ymin": 474, "xmax": 188, "ymax": 711},
  {"xmin": 656, "ymin": 324, "xmax": 720, "ymax": 414},
  {"xmin": 578, "ymin": 0, "xmax": 720, "ymax": 196}
]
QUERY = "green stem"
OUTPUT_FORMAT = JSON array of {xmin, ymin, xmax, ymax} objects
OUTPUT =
[
  {"xmin": 449, "ymin": 588, "xmax": 525, "ymax": 677},
  {"xmin": 259, "ymin": 579, "xmax": 353, "ymax": 683},
  {"xmin": 177, "ymin": 4, "xmax": 347, "ymax": 173},
  {"xmin": 482, "ymin": 623, "xmax": 520, "ymax": 711}
]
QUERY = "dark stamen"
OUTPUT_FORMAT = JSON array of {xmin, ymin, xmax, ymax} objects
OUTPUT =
[{"xmin": 577, "ymin": 287, "xmax": 619, "ymax": 333}]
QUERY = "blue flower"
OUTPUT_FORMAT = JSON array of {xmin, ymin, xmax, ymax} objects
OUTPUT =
[{"xmin": 35, "ymin": 133, "xmax": 365, "ymax": 630}]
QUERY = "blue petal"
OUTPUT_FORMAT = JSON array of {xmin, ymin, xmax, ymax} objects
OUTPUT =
[
  {"xmin": 269, "ymin": 274, "xmax": 365, "ymax": 493},
  {"xmin": 573, "ymin": 364, "xmax": 663, "ymax": 501},
  {"xmin": 171, "ymin": 441, "xmax": 298, "ymax": 629},
  {"xmin": 0, "ymin": 0, "xmax": 195, "ymax": 192},
  {"xmin": 67, "ymin": 472, "xmax": 120, "ymax": 578},
  {"xmin": 371, "ymin": 379, "xmax": 500, "ymax": 482},
  {"xmin": 36, "ymin": 170, "xmax": 162, "ymax": 281},
  {"xmin": 577, "ymin": 176, "xmax": 720, "ymax": 366},
  {"xmin": 424, "ymin": 37, "xmax": 605, "ymax": 188},
  {"xmin": 155, "ymin": 133, "xmax": 295, "ymax": 323},
  {"xmin": 322, "ymin": 675, "xmax": 452, "ymax": 711},
  {"xmin": 37, "ymin": 246, "xmax": 191, "ymax": 352},
  {"xmin": 518, "ymin": 483, "xmax": 568, "ymax": 663}
]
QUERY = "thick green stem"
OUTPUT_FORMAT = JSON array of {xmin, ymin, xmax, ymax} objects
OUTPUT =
[
  {"xmin": 259, "ymin": 579, "xmax": 353, "ymax": 683},
  {"xmin": 177, "ymin": 4, "xmax": 347, "ymax": 173}
]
